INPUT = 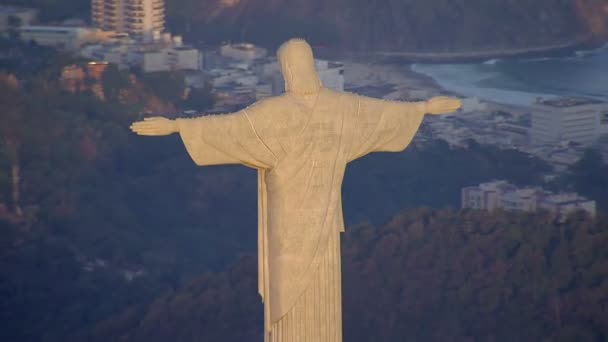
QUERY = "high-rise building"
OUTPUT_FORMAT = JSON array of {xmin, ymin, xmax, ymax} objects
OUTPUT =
[
  {"xmin": 530, "ymin": 97, "xmax": 608, "ymax": 146},
  {"xmin": 91, "ymin": 0, "xmax": 165, "ymax": 36}
]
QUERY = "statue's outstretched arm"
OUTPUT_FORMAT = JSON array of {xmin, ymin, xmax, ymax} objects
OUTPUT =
[
  {"xmin": 346, "ymin": 94, "xmax": 461, "ymax": 161},
  {"xmin": 131, "ymin": 103, "xmax": 277, "ymax": 169},
  {"xmin": 380, "ymin": 95, "xmax": 461, "ymax": 117},
  {"xmin": 423, "ymin": 96, "xmax": 462, "ymax": 115},
  {"xmin": 130, "ymin": 116, "xmax": 178, "ymax": 136}
]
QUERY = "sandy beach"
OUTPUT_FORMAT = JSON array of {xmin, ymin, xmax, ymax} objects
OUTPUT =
[
  {"xmin": 342, "ymin": 60, "xmax": 447, "ymax": 100},
  {"xmin": 342, "ymin": 59, "xmax": 533, "ymax": 117}
]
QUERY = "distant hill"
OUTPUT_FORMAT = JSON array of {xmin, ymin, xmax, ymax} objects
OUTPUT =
[{"xmin": 171, "ymin": 0, "xmax": 608, "ymax": 56}]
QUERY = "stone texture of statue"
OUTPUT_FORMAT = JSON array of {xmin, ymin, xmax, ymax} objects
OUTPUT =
[{"xmin": 130, "ymin": 38, "xmax": 461, "ymax": 342}]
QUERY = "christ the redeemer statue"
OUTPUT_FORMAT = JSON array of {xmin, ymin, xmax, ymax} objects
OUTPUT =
[{"xmin": 130, "ymin": 38, "xmax": 461, "ymax": 342}]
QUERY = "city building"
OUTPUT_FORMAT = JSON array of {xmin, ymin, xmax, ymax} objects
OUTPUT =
[
  {"xmin": 461, "ymin": 180, "xmax": 515, "ymax": 211},
  {"xmin": 530, "ymin": 97, "xmax": 608, "ymax": 146},
  {"xmin": 139, "ymin": 46, "xmax": 201, "ymax": 72},
  {"xmin": 91, "ymin": 0, "xmax": 165, "ymax": 36},
  {"xmin": 18, "ymin": 25, "xmax": 106, "ymax": 50},
  {"xmin": 462, "ymin": 180, "xmax": 596, "ymax": 218},
  {"xmin": 316, "ymin": 60, "xmax": 345, "ymax": 92},
  {"xmin": 0, "ymin": 6, "xmax": 38, "ymax": 31},
  {"xmin": 219, "ymin": 43, "xmax": 267, "ymax": 63},
  {"xmin": 80, "ymin": 32, "xmax": 201, "ymax": 72},
  {"xmin": 539, "ymin": 193, "xmax": 596, "ymax": 218}
]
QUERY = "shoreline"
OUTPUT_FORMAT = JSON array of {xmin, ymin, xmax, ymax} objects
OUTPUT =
[
  {"xmin": 317, "ymin": 34, "xmax": 601, "ymax": 64},
  {"xmin": 342, "ymin": 60, "xmax": 450, "ymax": 100}
]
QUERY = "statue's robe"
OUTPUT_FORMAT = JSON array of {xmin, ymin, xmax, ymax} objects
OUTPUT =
[{"xmin": 176, "ymin": 87, "xmax": 425, "ymax": 342}]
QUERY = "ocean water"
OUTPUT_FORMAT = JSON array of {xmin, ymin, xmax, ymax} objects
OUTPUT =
[{"xmin": 411, "ymin": 43, "xmax": 608, "ymax": 106}]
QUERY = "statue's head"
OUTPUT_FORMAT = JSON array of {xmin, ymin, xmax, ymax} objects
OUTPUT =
[{"xmin": 277, "ymin": 38, "xmax": 322, "ymax": 94}]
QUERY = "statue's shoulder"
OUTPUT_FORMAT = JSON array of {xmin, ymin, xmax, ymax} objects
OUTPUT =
[
  {"xmin": 323, "ymin": 87, "xmax": 361, "ymax": 102},
  {"xmin": 246, "ymin": 95, "xmax": 291, "ymax": 112},
  {"xmin": 241, "ymin": 95, "xmax": 297, "ymax": 128}
]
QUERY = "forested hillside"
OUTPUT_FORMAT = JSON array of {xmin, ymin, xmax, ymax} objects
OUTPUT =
[
  {"xmin": 88, "ymin": 209, "xmax": 608, "ymax": 342},
  {"xmin": 165, "ymin": 0, "xmax": 607, "ymax": 53},
  {"xmin": 4, "ymin": 0, "xmax": 608, "ymax": 54},
  {"xmin": 1, "ymin": 35, "xmax": 608, "ymax": 342}
]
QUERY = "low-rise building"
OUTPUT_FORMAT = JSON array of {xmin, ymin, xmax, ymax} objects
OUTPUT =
[
  {"xmin": 59, "ymin": 61, "xmax": 109, "ymax": 100},
  {"xmin": 80, "ymin": 33, "xmax": 201, "ymax": 72},
  {"xmin": 530, "ymin": 97, "xmax": 608, "ymax": 146},
  {"xmin": 317, "ymin": 60, "xmax": 344, "ymax": 92},
  {"xmin": 462, "ymin": 180, "xmax": 596, "ymax": 218},
  {"xmin": 461, "ymin": 180, "xmax": 515, "ymax": 211},
  {"xmin": 219, "ymin": 43, "xmax": 267, "ymax": 63},
  {"xmin": 540, "ymin": 193, "xmax": 596, "ymax": 218},
  {"xmin": 17, "ymin": 25, "xmax": 117, "ymax": 50}
]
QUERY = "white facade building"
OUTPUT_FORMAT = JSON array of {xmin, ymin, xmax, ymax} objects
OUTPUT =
[
  {"xmin": 540, "ymin": 193, "xmax": 597, "ymax": 218},
  {"xmin": 91, "ymin": 0, "xmax": 165, "ymax": 36},
  {"xmin": 461, "ymin": 180, "xmax": 515, "ymax": 211},
  {"xmin": 80, "ymin": 33, "xmax": 200, "ymax": 72},
  {"xmin": 316, "ymin": 60, "xmax": 345, "ymax": 92},
  {"xmin": 169, "ymin": 46, "xmax": 201, "ymax": 70},
  {"xmin": 462, "ymin": 180, "xmax": 596, "ymax": 218},
  {"xmin": 530, "ymin": 97, "xmax": 608, "ymax": 146},
  {"xmin": 18, "ymin": 26, "xmax": 103, "ymax": 50},
  {"xmin": 135, "ymin": 46, "xmax": 201, "ymax": 72},
  {"xmin": 219, "ymin": 43, "xmax": 267, "ymax": 63}
]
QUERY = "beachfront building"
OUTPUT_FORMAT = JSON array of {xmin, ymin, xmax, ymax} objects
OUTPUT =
[
  {"xmin": 530, "ymin": 97, "xmax": 608, "ymax": 146},
  {"xmin": 18, "ymin": 26, "xmax": 111, "ymax": 50},
  {"xmin": 316, "ymin": 60, "xmax": 345, "ymax": 92},
  {"xmin": 80, "ymin": 33, "xmax": 201, "ymax": 72},
  {"xmin": 140, "ymin": 46, "xmax": 201, "ymax": 72},
  {"xmin": 219, "ymin": 43, "xmax": 268, "ymax": 63},
  {"xmin": 0, "ymin": 6, "xmax": 38, "ymax": 31},
  {"xmin": 462, "ymin": 180, "xmax": 596, "ymax": 218},
  {"xmin": 91, "ymin": 0, "xmax": 165, "ymax": 36}
]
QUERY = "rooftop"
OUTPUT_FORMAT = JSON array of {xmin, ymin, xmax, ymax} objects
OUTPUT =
[
  {"xmin": 0, "ymin": 5, "xmax": 37, "ymax": 15},
  {"xmin": 19, "ymin": 25, "xmax": 90, "ymax": 33},
  {"xmin": 535, "ymin": 97, "xmax": 604, "ymax": 108}
]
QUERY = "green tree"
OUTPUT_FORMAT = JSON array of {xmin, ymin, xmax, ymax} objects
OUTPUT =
[
  {"xmin": 139, "ymin": 71, "xmax": 186, "ymax": 105},
  {"xmin": 102, "ymin": 64, "xmax": 131, "ymax": 103},
  {"xmin": 559, "ymin": 148, "xmax": 608, "ymax": 210}
]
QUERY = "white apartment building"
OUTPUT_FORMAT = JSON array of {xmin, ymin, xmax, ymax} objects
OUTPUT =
[
  {"xmin": 81, "ymin": 32, "xmax": 200, "ymax": 72},
  {"xmin": 462, "ymin": 180, "xmax": 596, "ymax": 218},
  {"xmin": 540, "ymin": 193, "xmax": 596, "ymax": 218},
  {"xmin": 19, "ymin": 26, "xmax": 103, "ymax": 50},
  {"xmin": 530, "ymin": 97, "xmax": 608, "ymax": 146},
  {"xmin": 91, "ymin": 0, "xmax": 165, "ymax": 36},
  {"xmin": 140, "ymin": 46, "xmax": 201, "ymax": 72},
  {"xmin": 461, "ymin": 180, "xmax": 515, "ymax": 211},
  {"xmin": 316, "ymin": 60, "xmax": 345, "ymax": 92},
  {"xmin": 219, "ymin": 43, "xmax": 267, "ymax": 63}
]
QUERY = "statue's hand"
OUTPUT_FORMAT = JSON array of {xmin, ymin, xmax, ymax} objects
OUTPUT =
[
  {"xmin": 425, "ymin": 96, "xmax": 462, "ymax": 115},
  {"xmin": 129, "ymin": 117, "xmax": 178, "ymax": 136}
]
